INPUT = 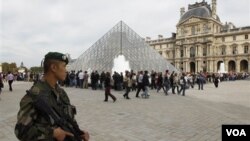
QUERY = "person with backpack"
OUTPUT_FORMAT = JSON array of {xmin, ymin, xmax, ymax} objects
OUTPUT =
[{"xmin": 178, "ymin": 73, "xmax": 187, "ymax": 96}]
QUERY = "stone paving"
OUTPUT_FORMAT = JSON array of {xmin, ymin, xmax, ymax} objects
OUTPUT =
[{"xmin": 0, "ymin": 80, "xmax": 249, "ymax": 141}]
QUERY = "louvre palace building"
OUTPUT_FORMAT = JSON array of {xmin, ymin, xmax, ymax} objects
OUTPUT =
[{"xmin": 146, "ymin": 0, "xmax": 250, "ymax": 73}]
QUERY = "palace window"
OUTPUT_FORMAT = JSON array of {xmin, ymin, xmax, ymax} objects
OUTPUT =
[
  {"xmin": 233, "ymin": 35, "xmax": 236, "ymax": 41},
  {"xmin": 203, "ymin": 24, "xmax": 208, "ymax": 33},
  {"xmin": 166, "ymin": 51, "xmax": 169, "ymax": 57},
  {"xmin": 190, "ymin": 47, "xmax": 195, "ymax": 57},
  {"xmin": 244, "ymin": 45, "xmax": 249, "ymax": 54},
  {"xmin": 207, "ymin": 45, "xmax": 210, "ymax": 55},
  {"xmin": 222, "ymin": 37, "xmax": 225, "ymax": 42},
  {"xmin": 192, "ymin": 26, "xmax": 195, "ymax": 35},
  {"xmin": 232, "ymin": 46, "xmax": 237, "ymax": 54},
  {"xmin": 203, "ymin": 47, "xmax": 207, "ymax": 56},
  {"xmin": 221, "ymin": 46, "xmax": 226, "ymax": 55},
  {"xmin": 181, "ymin": 28, "xmax": 185, "ymax": 36},
  {"xmin": 180, "ymin": 49, "xmax": 184, "ymax": 57},
  {"xmin": 245, "ymin": 34, "xmax": 249, "ymax": 39}
]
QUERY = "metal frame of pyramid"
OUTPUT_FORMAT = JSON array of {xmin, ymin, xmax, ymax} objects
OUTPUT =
[{"xmin": 69, "ymin": 21, "xmax": 178, "ymax": 73}]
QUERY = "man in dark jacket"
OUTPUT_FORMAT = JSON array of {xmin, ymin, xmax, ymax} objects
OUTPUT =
[{"xmin": 141, "ymin": 71, "xmax": 150, "ymax": 98}]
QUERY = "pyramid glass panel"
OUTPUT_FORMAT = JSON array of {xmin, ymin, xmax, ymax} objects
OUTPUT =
[{"xmin": 69, "ymin": 21, "xmax": 178, "ymax": 73}]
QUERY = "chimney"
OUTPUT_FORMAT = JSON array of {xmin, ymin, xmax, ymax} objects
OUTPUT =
[
  {"xmin": 146, "ymin": 37, "xmax": 151, "ymax": 41},
  {"xmin": 180, "ymin": 7, "xmax": 185, "ymax": 17},
  {"xmin": 212, "ymin": 0, "xmax": 217, "ymax": 19},
  {"xmin": 158, "ymin": 35, "xmax": 163, "ymax": 39}
]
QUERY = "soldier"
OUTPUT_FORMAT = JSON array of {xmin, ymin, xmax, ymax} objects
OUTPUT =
[{"xmin": 15, "ymin": 52, "xmax": 89, "ymax": 141}]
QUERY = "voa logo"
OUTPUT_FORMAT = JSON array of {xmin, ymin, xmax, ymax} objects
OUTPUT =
[{"xmin": 226, "ymin": 129, "xmax": 246, "ymax": 136}]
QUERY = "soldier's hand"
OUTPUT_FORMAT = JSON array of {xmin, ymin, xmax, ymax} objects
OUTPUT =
[
  {"xmin": 81, "ymin": 130, "xmax": 90, "ymax": 141},
  {"xmin": 53, "ymin": 127, "xmax": 74, "ymax": 141}
]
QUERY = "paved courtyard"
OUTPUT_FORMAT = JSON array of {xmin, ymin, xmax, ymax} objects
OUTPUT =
[{"xmin": 0, "ymin": 80, "xmax": 249, "ymax": 141}]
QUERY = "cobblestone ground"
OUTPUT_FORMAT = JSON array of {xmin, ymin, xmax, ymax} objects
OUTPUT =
[{"xmin": 0, "ymin": 80, "xmax": 249, "ymax": 141}]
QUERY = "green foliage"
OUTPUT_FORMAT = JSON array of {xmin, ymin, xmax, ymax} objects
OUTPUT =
[
  {"xmin": 1, "ymin": 62, "xmax": 18, "ymax": 73},
  {"xmin": 30, "ymin": 66, "xmax": 43, "ymax": 73}
]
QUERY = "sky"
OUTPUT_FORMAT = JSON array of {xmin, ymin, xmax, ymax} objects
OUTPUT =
[{"xmin": 1, "ymin": 0, "xmax": 250, "ymax": 68}]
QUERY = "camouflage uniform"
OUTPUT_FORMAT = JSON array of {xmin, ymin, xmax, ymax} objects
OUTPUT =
[{"xmin": 15, "ymin": 80, "xmax": 78, "ymax": 141}]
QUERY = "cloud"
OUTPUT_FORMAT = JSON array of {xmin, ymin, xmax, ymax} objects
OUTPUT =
[{"xmin": 1, "ymin": 0, "xmax": 249, "ymax": 68}]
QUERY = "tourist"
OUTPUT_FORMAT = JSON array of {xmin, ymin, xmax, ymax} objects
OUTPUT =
[
  {"xmin": 156, "ymin": 72, "xmax": 164, "ymax": 93},
  {"xmin": 83, "ymin": 71, "xmax": 89, "ymax": 89},
  {"xmin": 90, "ymin": 71, "xmax": 95, "ymax": 90},
  {"xmin": 170, "ymin": 71, "xmax": 175, "ymax": 92},
  {"xmin": 197, "ymin": 72, "xmax": 205, "ymax": 90},
  {"xmin": 104, "ymin": 72, "xmax": 116, "ymax": 102},
  {"xmin": 141, "ymin": 70, "xmax": 150, "ymax": 98},
  {"xmin": 150, "ymin": 70, "xmax": 157, "ymax": 90},
  {"xmin": 163, "ymin": 70, "xmax": 171, "ymax": 95},
  {"xmin": 69, "ymin": 71, "xmax": 76, "ymax": 87},
  {"xmin": 214, "ymin": 74, "xmax": 220, "ymax": 88},
  {"xmin": 7, "ymin": 71, "xmax": 14, "ymax": 91},
  {"xmin": 123, "ymin": 72, "xmax": 132, "ymax": 99},
  {"xmin": 135, "ymin": 71, "xmax": 144, "ymax": 98},
  {"xmin": 131, "ymin": 73, "xmax": 137, "ymax": 91},
  {"xmin": 0, "ymin": 73, "xmax": 3, "ymax": 100},
  {"xmin": 100, "ymin": 71, "xmax": 106, "ymax": 89},
  {"xmin": 172, "ymin": 73, "xmax": 179, "ymax": 94},
  {"xmin": 78, "ymin": 70, "xmax": 84, "ymax": 88},
  {"xmin": 94, "ymin": 71, "xmax": 100, "ymax": 90},
  {"xmin": 178, "ymin": 73, "xmax": 187, "ymax": 96}
]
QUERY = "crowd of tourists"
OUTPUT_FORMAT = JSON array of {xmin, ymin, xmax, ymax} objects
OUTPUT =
[
  {"xmin": 0, "ymin": 69, "xmax": 249, "ymax": 101},
  {"xmin": 56, "ymin": 69, "xmax": 249, "ymax": 101}
]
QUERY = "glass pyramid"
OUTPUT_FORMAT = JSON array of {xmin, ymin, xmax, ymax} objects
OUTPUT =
[{"xmin": 69, "ymin": 21, "xmax": 178, "ymax": 73}]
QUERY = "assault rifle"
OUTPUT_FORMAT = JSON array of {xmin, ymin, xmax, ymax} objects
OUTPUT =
[{"xmin": 28, "ymin": 91, "xmax": 84, "ymax": 141}]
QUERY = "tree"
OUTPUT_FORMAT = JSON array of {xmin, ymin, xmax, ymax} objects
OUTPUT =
[
  {"xmin": 1, "ymin": 62, "xmax": 18, "ymax": 73},
  {"xmin": 30, "ymin": 66, "xmax": 43, "ymax": 73}
]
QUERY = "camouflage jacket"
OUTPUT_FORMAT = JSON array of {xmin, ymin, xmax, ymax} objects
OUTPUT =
[{"xmin": 15, "ymin": 80, "xmax": 78, "ymax": 141}]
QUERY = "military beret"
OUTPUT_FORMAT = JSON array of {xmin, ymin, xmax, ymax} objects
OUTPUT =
[{"xmin": 44, "ymin": 52, "xmax": 68, "ymax": 64}]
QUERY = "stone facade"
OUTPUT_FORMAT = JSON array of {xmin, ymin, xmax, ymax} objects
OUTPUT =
[{"xmin": 146, "ymin": 0, "xmax": 250, "ymax": 73}]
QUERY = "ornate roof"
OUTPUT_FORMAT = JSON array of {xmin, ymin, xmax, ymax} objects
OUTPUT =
[
  {"xmin": 179, "ymin": 1, "xmax": 220, "ymax": 23},
  {"xmin": 180, "ymin": 6, "xmax": 211, "ymax": 23}
]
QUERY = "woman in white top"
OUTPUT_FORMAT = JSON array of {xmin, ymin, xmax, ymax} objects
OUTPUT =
[{"xmin": 7, "ymin": 71, "xmax": 14, "ymax": 91}]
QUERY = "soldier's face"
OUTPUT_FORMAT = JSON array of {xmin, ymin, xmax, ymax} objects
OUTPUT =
[{"xmin": 54, "ymin": 62, "xmax": 67, "ymax": 81}]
